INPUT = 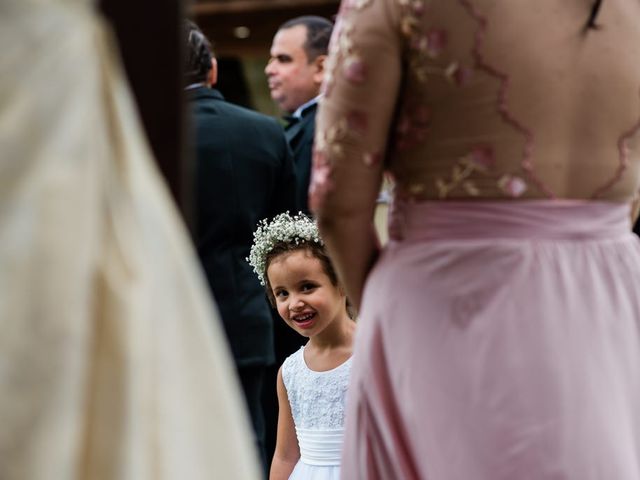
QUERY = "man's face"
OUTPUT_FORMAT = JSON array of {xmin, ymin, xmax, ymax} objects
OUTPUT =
[{"xmin": 265, "ymin": 25, "xmax": 324, "ymax": 114}]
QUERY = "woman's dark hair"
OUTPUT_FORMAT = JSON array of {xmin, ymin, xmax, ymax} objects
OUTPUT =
[
  {"xmin": 264, "ymin": 241, "xmax": 353, "ymax": 317},
  {"xmin": 585, "ymin": 0, "xmax": 603, "ymax": 31},
  {"xmin": 184, "ymin": 20, "xmax": 213, "ymax": 84}
]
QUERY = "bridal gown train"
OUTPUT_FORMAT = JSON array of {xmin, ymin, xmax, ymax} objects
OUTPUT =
[{"xmin": 0, "ymin": 1, "xmax": 259, "ymax": 479}]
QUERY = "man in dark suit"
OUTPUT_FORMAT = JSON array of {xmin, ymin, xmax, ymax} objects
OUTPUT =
[
  {"xmin": 184, "ymin": 21, "xmax": 298, "ymax": 475},
  {"xmin": 265, "ymin": 16, "xmax": 333, "ymax": 215}
]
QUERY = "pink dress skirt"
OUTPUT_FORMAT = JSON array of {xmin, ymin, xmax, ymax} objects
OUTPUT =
[{"xmin": 342, "ymin": 200, "xmax": 640, "ymax": 479}]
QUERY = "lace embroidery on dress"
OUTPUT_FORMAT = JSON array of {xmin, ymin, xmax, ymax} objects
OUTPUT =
[
  {"xmin": 592, "ymin": 96, "xmax": 640, "ymax": 198},
  {"xmin": 282, "ymin": 347, "xmax": 352, "ymax": 430},
  {"xmin": 457, "ymin": 0, "xmax": 547, "ymax": 198},
  {"xmin": 322, "ymin": 0, "xmax": 371, "ymax": 100},
  {"xmin": 317, "ymin": 0, "xmax": 640, "ymax": 205}
]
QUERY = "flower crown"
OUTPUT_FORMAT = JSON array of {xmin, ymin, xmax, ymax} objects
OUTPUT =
[{"xmin": 248, "ymin": 212, "xmax": 323, "ymax": 286}]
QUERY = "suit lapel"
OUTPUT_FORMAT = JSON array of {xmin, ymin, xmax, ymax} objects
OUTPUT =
[
  {"xmin": 285, "ymin": 118, "xmax": 304, "ymax": 144},
  {"xmin": 284, "ymin": 103, "xmax": 317, "ymax": 148}
]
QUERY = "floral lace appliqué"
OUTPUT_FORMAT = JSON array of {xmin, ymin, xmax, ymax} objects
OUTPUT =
[
  {"xmin": 323, "ymin": 0, "xmax": 373, "ymax": 98},
  {"xmin": 498, "ymin": 174, "xmax": 527, "ymax": 197},
  {"xmin": 310, "ymin": 118, "xmax": 350, "ymax": 211},
  {"xmin": 445, "ymin": 61, "xmax": 474, "ymax": 86},
  {"xmin": 433, "ymin": 145, "xmax": 529, "ymax": 199},
  {"xmin": 435, "ymin": 144, "xmax": 495, "ymax": 198},
  {"xmin": 398, "ymin": 0, "xmax": 449, "ymax": 83},
  {"xmin": 315, "ymin": 118, "xmax": 349, "ymax": 158},
  {"xmin": 309, "ymin": 149, "xmax": 334, "ymax": 212},
  {"xmin": 395, "ymin": 103, "xmax": 431, "ymax": 152},
  {"xmin": 282, "ymin": 348, "xmax": 351, "ymax": 430}
]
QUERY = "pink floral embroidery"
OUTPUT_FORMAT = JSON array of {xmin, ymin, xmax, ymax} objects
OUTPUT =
[
  {"xmin": 343, "ymin": 55, "xmax": 368, "ymax": 84},
  {"xmin": 411, "ymin": 34, "xmax": 429, "ymax": 53},
  {"xmin": 363, "ymin": 151, "xmax": 383, "ymax": 167},
  {"xmin": 498, "ymin": 174, "xmax": 527, "ymax": 197},
  {"xmin": 321, "ymin": 18, "xmax": 355, "ymax": 97},
  {"xmin": 395, "ymin": 104, "xmax": 430, "ymax": 151},
  {"xmin": 398, "ymin": 0, "xmax": 444, "ymax": 83},
  {"xmin": 398, "ymin": 0, "xmax": 426, "ymax": 15},
  {"xmin": 309, "ymin": 149, "xmax": 335, "ymax": 212},
  {"xmin": 467, "ymin": 144, "xmax": 495, "ymax": 170},
  {"xmin": 315, "ymin": 118, "xmax": 348, "ymax": 158},
  {"xmin": 593, "ymin": 88, "xmax": 640, "ymax": 198},
  {"xmin": 435, "ymin": 144, "xmax": 496, "ymax": 198},
  {"xmin": 411, "ymin": 0, "xmax": 427, "ymax": 16},
  {"xmin": 462, "ymin": 181, "xmax": 480, "ymax": 196},
  {"xmin": 347, "ymin": 110, "xmax": 368, "ymax": 133},
  {"xmin": 426, "ymin": 29, "xmax": 447, "ymax": 58},
  {"xmin": 401, "ymin": 16, "xmax": 419, "ymax": 38},
  {"xmin": 445, "ymin": 62, "xmax": 474, "ymax": 86},
  {"xmin": 459, "ymin": 0, "xmax": 552, "ymax": 197}
]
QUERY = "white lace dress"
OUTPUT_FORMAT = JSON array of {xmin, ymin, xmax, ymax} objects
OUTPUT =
[{"xmin": 282, "ymin": 346, "xmax": 352, "ymax": 480}]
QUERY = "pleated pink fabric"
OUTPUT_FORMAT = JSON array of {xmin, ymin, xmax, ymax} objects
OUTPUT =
[{"xmin": 342, "ymin": 200, "xmax": 640, "ymax": 479}]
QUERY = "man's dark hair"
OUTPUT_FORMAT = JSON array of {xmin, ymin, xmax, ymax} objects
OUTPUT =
[
  {"xmin": 184, "ymin": 20, "xmax": 213, "ymax": 84},
  {"xmin": 279, "ymin": 16, "xmax": 333, "ymax": 63}
]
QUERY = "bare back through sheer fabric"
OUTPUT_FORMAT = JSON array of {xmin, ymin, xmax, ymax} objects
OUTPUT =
[
  {"xmin": 313, "ymin": 0, "xmax": 640, "ymax": 205},
  {"xmin": 313, "ymin": 1, "xmax": 640, "ymax": 479},
  {"xmin": 0, "ymin": 2, "xmax": 259, "ymax": 479}
]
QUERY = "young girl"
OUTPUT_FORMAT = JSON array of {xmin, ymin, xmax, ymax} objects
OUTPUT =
[{"xmin": 248, "ymin": 212, "xmax": 355, "ymax": 480}]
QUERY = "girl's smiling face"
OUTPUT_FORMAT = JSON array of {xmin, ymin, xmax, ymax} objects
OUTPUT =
[{"xmin": 267, "ymin": 249, "xmax": 346, "ymax": 338}]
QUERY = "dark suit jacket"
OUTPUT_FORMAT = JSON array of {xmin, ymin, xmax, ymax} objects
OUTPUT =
[
  {"xmin": 188, "ymin": 87, "xmax": 298, "ymax": 368},
  {"xmin": 285, "ymin": 102, "xmax": 317, "ymax": 215}
]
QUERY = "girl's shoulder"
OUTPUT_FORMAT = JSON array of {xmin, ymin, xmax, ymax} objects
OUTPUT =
[
  {"xmin": 281, "ymin": 346, "xmax": 306, "ymax": 389},
  {"xmin": 281, "ymin": 345, "xmax": 354, "ymax": 390},
  {"xmin": 282, "ymin": 345, "xmax": 305, "ymax": 368}
]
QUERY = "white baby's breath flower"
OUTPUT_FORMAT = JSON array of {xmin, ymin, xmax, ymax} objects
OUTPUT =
[{"xmin": 247, "ymin": 212, "xmax": 323, "ymax": 286}]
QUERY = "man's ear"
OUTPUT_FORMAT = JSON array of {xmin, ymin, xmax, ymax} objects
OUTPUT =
[
  {"xmin": 312, "ymin": 54, "xmax": 327, "ymax": 85},
  {"xmin": 207, "ymin": 57, "xmax": 218, "ymax": 87}
]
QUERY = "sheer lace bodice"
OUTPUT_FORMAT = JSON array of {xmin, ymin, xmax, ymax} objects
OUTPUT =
[
  {"xmin": 312, "ymin": 0, "xmax": 640, "ymax": 206},
  {"xmin": 282, "ymin": 347, "xmax": 351, "ymax": 430}
]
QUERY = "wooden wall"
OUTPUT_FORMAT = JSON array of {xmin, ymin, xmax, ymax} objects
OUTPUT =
[{"xmin": 191, "ymin": 0, "xmax": 340, "ymax": 57}]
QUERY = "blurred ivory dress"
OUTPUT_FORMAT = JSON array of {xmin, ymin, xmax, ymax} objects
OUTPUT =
[
  {"xmin": 0, "ymin": 1, "xmax": 259, "ymax": 479},
  {"xmin": 313, "ymin": 0, "xmax": 640, "ymax": 478}
]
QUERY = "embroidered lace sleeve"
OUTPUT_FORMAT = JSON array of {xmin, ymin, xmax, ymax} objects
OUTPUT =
[
  {"xmin": 311, "ymin": 0, "xmax": 403, "ymax": 216},
  {"xmin": 315, "ymin": 0, "xmax": 640, "ymax": 203}
]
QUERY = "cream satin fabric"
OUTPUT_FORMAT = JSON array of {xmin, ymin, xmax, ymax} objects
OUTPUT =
[{"xmin": 0, "ymin": 2, "xmax": 259, "ymax": 479}]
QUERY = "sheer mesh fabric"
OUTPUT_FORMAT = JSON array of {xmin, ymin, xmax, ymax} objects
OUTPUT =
[{"xmin": 312, "ymin": 0, "xmax": 640, "ymax": 208}]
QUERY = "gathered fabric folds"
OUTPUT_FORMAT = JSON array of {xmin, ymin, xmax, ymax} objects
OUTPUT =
[
  {"xmin": 297, "ymin": 427, "xmax": 344, "ymax": 466},
  {"xmin": 343, "ymin": 200, "xmax": 640, "ymax": 479},
  {"xmin": 0, "ymin": 2, "xmax": 259, "ymax": 479}
]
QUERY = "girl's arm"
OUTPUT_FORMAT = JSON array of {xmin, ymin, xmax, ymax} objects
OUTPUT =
[{"xmin": 269, "ymin": 367, "xmax": 300, "ymax": 480}]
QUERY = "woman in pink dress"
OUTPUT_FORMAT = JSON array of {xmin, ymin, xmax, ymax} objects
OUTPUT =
[{"xmin": 311, "ymin": 0, "xmax": 640, "ymax": 478}]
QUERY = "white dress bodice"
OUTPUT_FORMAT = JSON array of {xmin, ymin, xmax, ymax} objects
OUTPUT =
[{"xmin": 282, "ymin": 347, "xmax": 351, "ymax": 468}]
